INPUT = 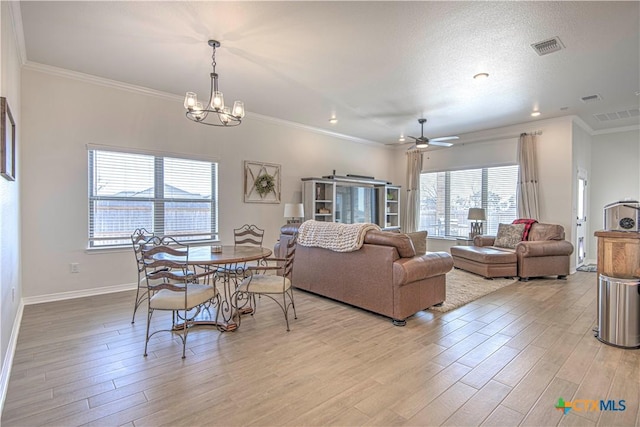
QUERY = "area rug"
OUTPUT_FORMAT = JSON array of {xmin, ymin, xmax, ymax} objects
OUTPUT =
[
  {"xmin": 576, "ymin": 264, "xmax": 597, "ymax": 272},
  {"xmin": 429, "ymin": 268, "xmax": 518, "ymax": 313}
]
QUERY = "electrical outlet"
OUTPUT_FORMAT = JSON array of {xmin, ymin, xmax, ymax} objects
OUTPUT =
[{"xmin": 70, "ymin": 263, "xmax": 80, "ymax": 273}]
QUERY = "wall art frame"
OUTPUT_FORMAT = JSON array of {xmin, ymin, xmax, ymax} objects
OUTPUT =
[
  {"xmin": 1, "ymin": 97, "xmax": 15, "ymax": 181},
  {"xmin": 244, "ymin": 160, "xmax": 281, "ymax": 203}
]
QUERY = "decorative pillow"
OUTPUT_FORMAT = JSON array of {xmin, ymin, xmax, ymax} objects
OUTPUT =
[
  {"xmin": 406, "ymin": 231, "xmax": 428, "ymax": 255},
  {"xmin": 512, "ymin": 218, "xmax": 538, "ymax": 240},
  {"xmin": 494, "ymin": 223, "xmax": 526, "ymax": 249}
]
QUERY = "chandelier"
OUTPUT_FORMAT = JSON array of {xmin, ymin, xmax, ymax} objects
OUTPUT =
[{"xmin": 183, "ymin": 40, "xmax": 245, "ymax": 127}]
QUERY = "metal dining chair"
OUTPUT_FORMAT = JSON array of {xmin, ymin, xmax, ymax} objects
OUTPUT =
[
  {"xmin": 130, "ymin": 228, "xmax": 155, "ymax": 324},
  {"xmin": 234, "ymin": 233, "xmax": 298, "ymax": 331},
  {"xmin": 141, "ymin": 236, "xmax": 220, "ymax": 358}
]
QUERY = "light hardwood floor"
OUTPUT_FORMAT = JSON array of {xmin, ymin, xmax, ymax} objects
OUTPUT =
[{"xmin": 2, "ymin": 271, "xmax": 639, "ymax": 426}]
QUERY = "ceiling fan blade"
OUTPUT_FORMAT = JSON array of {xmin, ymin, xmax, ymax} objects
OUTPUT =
[
  {"xmin": 430, "ymin": 136, "xmax": 459, "ymax": 142},
  {"xmin": 386, "ymin": 143, "xmax": 414, "ymax": 147},
  {"xmin": 428, "ymin": 140, "xmax": 454, "ymax": 147}
]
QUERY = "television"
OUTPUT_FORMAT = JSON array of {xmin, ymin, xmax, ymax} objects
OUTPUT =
[{"xmin": 334, "ymin": 183, "xmax": 378, "ymax": 224}]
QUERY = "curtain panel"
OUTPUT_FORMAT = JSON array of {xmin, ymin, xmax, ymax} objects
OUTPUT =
[
  {"xmin": 516, "ymin": 133, "xmax": 540, "ymax": 220},
  {"xmin": 404, "ymin": 149, "xmax": 422, "ymax": 233}
]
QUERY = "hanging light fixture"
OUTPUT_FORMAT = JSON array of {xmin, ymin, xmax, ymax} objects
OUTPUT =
[{"xmin": 184, "ymin": 40, "xmax": 245, "ymax": 127}]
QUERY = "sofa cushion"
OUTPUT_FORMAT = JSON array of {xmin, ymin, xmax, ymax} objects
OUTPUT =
[
  {"xmin": 406, "ymin": 231, "xmax": 427, "ymax": 255},
  {"xmin": 527, "ymin": 223, "xmax": 565, "ymax": 241},
  {"xmin": 364, "ymin": 230, "xmax": 416, "ymax": 258},
  {"xmin": 450, "ymin": 245, "xmax": 517, "ymax": 264},
  {"xmin": 494, "ymin": 223, "xmax": 526, "ymax": 249}
]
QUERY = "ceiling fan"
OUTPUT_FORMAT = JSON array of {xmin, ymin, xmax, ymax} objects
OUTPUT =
[{"xmin": 403, "ymin": 118, "xmax": 459, "ymax": 149}]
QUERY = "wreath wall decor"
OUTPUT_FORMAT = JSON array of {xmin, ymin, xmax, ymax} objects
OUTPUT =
[{"xmin": 244, "ymin": 161, "xmax": 281, "ymax": 203}]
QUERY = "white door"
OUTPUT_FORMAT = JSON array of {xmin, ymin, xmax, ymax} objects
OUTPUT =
[{"xmin": 576, "ymin": 170, "xmax": 588, "ymax": 267}]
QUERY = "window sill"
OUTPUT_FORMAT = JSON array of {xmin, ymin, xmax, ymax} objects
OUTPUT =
[{"xmin": 85, "ymin": 239, "xmax": 221, "ymax": 254}]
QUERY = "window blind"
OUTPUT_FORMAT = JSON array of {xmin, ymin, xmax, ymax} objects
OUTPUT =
[
  {"xmin": 88, "ymin": 149, "xmax": 218, "ymax": 247},
  {"xmin": 419, "ymin": 165, "xmax": 518, "ymax": 237}
]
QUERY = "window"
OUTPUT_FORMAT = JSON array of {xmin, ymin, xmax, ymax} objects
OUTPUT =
[
  {"xmin": 88, "ymin": 149, "xmax": 218, "ymax": 247},
  {"xmin": 419, "ymin": 165, "xmax": 519, "ymax": 237}
]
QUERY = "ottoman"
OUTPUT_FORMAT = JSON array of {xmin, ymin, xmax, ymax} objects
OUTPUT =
[{"xmin": 450, "ymin": 245, "xmax": 517, "ymax": 279}]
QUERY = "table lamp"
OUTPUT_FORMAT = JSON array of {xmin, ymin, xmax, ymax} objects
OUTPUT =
[
  {"xmin": 468, "ymin": 208, "xmax": 486, "ymax": 238},
  {"xmin": 284, "ymin": 203, "xmax": 304, "ymax": 223}
]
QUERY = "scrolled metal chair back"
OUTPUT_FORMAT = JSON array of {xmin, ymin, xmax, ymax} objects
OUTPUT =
[{"xmin": 234, "ymin": 224, "xmax": 265, "ymax": 247}]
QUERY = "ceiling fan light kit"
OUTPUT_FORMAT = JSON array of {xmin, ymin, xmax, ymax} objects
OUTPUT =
[
  {"xmin": 184, "ymin": 40, "xmax": 245, "ymax": 127},
  {"xmin": 406, "ymin": 118, "xmax": 458, "ymax": 149}
]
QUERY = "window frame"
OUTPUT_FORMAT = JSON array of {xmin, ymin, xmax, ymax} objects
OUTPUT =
[
  {"xmin": 419, "ymin": 164, "xmax": 519, "ymax": 238},
  {"xmin": 87, "ymin": 147, "xmax": 219, "ymax": 249}
]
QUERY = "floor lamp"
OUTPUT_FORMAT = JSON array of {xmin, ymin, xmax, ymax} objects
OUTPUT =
[{"xmin": 468, "ymin": 208, "xmax": 486, "ymax": 238}]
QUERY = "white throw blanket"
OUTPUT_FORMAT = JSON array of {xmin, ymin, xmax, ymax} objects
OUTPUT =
[{"xmin": 297, "ymin": 220, "xmax": 381, "ymax": 252}]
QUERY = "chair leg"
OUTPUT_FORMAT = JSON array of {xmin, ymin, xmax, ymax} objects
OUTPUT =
[
  {"xmin": 181, "ymin": 308, "xmax": 189, "ymax": 359},
  {"xmin": 131, "ymin": 276, "xmax": 148, "ymax": 324},
  {"xmin": 144, "ymin": 308, "xmax": 154, "ymax": 357},
  {"xmin": 289, "ymin": 288, "xmax": 297, "ymax": 320},
  {"xmin": 282, "ymin": 292, "xmax": 290, "ymax": 332}
]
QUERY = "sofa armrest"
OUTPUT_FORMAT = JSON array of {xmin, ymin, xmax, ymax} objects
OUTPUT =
[
  {"xmin": 515, "ymin": 240, "xmax": 574, "ymax": 257},
  {"xmin": 393, "ymin": 251, "xmax": 453, "ymax": 286},
  {"xmin": 473, "ymin": 235, "xmax": 496, "ymax": 247}
]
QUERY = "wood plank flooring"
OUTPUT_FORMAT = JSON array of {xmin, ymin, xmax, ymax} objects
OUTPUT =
[{"xmin": 2, "ymin": 271, "xmax": 639, "ymax": 426}]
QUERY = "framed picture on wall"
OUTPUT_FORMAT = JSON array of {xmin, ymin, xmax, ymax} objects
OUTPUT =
[
  {"xmin": 1, "ymin": 97, "xmax": 16, "ymax": 181},
  {"xmin": 244, "ymin": 160, "xmax": 281, "ymax": 203}
]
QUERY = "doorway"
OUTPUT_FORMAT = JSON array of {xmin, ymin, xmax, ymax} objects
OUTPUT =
[{"xmin": 576, "ymin": 169, "xmax": 588, "ymax": 267}]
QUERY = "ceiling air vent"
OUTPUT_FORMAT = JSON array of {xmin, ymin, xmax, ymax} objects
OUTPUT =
[
  {"xmin": 593, "ymin": 108, "xmax": 640, "ymax": 122},
  {"xmin": 580, "ymin": 94, "xmax": 603, "ymax": 104},
  {"xmin": 531, "ymin": 37, "xmax": 564, "ymax": 56}
]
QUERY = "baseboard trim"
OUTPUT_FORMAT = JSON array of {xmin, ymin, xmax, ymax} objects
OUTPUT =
[
  {"xmin": 22, "ymin": 283, "xmax": 137, "ymax": 306},
  {"xmin": 1, "ymin": 301, "xmax": 24, "ymax": 415},
  {"xmin": 2, "ymin": 283, "xmax": 136, "ymax": 413}
]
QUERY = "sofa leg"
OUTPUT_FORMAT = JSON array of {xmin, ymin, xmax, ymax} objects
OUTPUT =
[
  {"xmin": 433, "ymin": 302, "xmax": 444, "ymax": 307},
  {"xmin": 558, "ymin": 275, "xmax": 567, "ymax": 280},
  {"xmin": 519, "ymin": 277, "xmax": 529, "ymax": 282},
  {"xmin": 392, "ymin": 319, "xmax": 407, "ymax": 327}
]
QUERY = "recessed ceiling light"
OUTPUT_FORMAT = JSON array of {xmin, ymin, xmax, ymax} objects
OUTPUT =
[
  {"xmin": 399, "ymin": 135, "xmax": 405, "ymax": 142},
  {"xmin": 329, "ymin": 117, "xmax": 338, "ymax": 124},
  {"xmin": 473, "ymin": 73, "xmax": 489, "ymax": 80},
  {"xmin": 531, "ymin": 111, "xmax": 541, "ymax": 117}
]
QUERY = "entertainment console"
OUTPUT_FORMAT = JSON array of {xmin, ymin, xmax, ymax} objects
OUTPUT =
[{"xmin": 301, "ymin": 176, "xmax": 401, "ymax": 230}]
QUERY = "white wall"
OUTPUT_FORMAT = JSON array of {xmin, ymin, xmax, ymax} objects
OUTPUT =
[
  {"xmin": 20, "ymin": 68, "xmax": 396, "ymax": 299},
  {"xmin": 589, "ymin": 128, "xmax": 640, "ymax": 261},
  {"xmin": 0, "ymin": 0, "xmax": 23, "ymax": 407}
]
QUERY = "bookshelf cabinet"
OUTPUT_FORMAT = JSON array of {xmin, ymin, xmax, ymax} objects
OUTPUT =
[
  {"xmin": 302, "ymin": 179, "xmax": 336, "ymax": 222},
  {"xmin": 379, "ymin": 185, "xmax": 401, "ymax": 230}
]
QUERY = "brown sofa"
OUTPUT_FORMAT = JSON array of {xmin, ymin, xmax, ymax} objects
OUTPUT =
[
  {"xmin": 450, "ymin": 223, "xmax": 574, "ymax": 280},
  {"xmin": 274, "ymin": 224, "xmax": 453, "ymax": 325}
]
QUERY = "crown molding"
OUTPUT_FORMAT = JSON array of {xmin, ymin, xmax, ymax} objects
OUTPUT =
[
  {"xmin": 591, "ymin": 124, "xmax": 640, "ymax": 135},
  {"xmin": 8, "ymin": 1, "xmax": 27, "ymax": 66},
  {"xmin": 24, "ymin": 61, "xmax": 382, "ymax": 146},
  {"xmin": 246, "ymin": 111, "xmax": 380, "ymax": 146},
  {"xmin": 23, "ymin": 61, "xmax": 182, "ymax": 102},
  {"xmin": 570, "ymin": 115, "xmax": 594, "ymax": 134}
]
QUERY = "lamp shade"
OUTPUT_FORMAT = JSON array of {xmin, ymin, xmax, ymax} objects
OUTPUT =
[
  {"xmin": 468, "ymin": 208, "xmax": 486, "ymax": 221},
  {"xmin": 284, "ymin": 203, "xmax": 304, "ymax": 219}
]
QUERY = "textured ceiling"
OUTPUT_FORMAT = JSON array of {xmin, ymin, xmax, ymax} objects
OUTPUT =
[{"xmin": 19, "ymin": 1, "xmax": 640, "ymax": 145}]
